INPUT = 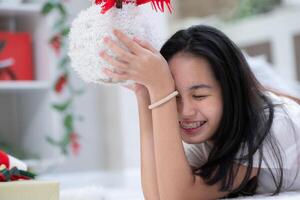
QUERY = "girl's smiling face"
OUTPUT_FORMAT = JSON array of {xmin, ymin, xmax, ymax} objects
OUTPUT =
[{"xmin": 169, "ymin": 53, "xmax": 223, "ymax": 144}]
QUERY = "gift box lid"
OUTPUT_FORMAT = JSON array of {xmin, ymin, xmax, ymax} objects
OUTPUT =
[{"xmin": 0, "ymin": 180, "xmax": 59, "ymax": 200}]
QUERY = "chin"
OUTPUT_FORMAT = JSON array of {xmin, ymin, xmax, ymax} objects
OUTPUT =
[
  {"xmin": 180, "ymin": 132, "xmax": 209, "ymax": 144},
  {"xmin": 179, "ymin": 122, "xmax": 213, "ymax": 144}
]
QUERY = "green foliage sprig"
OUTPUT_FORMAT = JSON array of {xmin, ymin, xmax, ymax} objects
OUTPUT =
[{"xmin": 41, "ymin": 0, "xmax": 84, "ymax": 156}]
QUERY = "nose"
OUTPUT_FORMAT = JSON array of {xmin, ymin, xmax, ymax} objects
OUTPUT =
[{"xmin": 177, "ymin": 98, "xmax": 196, "ymax": 117}]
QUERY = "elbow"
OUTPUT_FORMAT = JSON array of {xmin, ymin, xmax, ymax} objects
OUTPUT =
[
  {"xmin": 172, "ymin": 194, "xmax": 212, "ymax": 200},
  {"xmin": 158, "ymin": 189, "xmax": 197, "ymax": 200},
  {"xmin": 159, "ymin": 179, "xmax": 211, "ymax": 200},
  {"xmin": 159, "ymin": 186, "xmax": 210, "ymax": 200},
  {"xmin": 162, "ymin": 195, "xmax": 205, "ymax": 200}
]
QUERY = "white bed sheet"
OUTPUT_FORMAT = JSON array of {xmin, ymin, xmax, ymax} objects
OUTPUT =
[{"xmin": 38, "ymin": 169, "xmax": 300, "ymax": 200}]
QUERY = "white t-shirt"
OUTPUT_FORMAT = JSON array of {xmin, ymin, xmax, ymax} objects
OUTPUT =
[{"xmin": 183, "ymin": 92, "xmax": 300, "ymax": 194}]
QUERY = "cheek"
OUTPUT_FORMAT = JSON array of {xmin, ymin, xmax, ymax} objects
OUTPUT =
[{"xmin": 201, "ymin": 97, "xmax": 223, "ymax": 124}]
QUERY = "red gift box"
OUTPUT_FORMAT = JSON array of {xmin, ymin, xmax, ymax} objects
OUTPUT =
[{"xmin": 0, "ymin": 32, "xmax": 34, "ymax": 81}]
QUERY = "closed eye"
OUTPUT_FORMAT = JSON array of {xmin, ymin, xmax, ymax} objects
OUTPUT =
[{"xmin": 193, "ymin": 95, "xmax": 208, "ymax": 99}]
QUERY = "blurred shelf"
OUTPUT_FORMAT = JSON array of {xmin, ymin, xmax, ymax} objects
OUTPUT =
[
  {"xmin": 0, "ymin": 3, "xmax": 42, "ymax": 16},
  {"xmin": 0, "ymin": 81, "xmax": 51, "ymax": 92}
]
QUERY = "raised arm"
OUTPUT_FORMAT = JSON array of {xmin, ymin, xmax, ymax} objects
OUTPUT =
[{"xmin": 134, "ymin": 85, "xmax": 160, "ymax": 199}]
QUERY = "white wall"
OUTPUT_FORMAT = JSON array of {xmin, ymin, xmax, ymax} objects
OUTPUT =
[
  {"xmin": 170, "ymin": 6, "xmax": 300, "ymax": 82},
  {"xmin": 220, "ymin": 6, "xmax": 300, "ymax": 81}
]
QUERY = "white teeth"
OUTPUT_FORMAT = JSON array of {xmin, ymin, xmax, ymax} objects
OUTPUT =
[{"xmin": 180, "ymin": 121, "xmax": 206, "ymax": 129}]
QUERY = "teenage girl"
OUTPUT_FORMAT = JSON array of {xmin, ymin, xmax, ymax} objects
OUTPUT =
[{"xmin": 100, "ymin": 25, "xmax": 300, "ymax": 199}]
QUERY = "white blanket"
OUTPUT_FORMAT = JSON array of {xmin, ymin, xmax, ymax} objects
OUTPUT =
[
  {"xmin": 60, "ymin": 186, "xmax": 300, "ymax": 200},
  {"xmin": 40, "ymin": 168, "xmax": 300, "ymax": 200}
]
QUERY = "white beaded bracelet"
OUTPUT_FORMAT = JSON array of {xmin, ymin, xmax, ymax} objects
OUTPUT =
[{"xmin": 148, "ymin": 90, "xmax": 179, "ymax": 110}]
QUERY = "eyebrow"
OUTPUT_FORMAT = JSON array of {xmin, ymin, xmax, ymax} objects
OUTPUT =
[{"xmin": 189, "ymin": 84, "xmax": 212, "ymax": 91}]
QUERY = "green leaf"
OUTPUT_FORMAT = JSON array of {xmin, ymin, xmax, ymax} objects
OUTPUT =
[
  {"xmin": 61, "ymin": 27, "xmax": 70, "ymax": 36},
  {"xmin": 46, "ymin": 135, "xmax": 69, "ymax": 155},
  {"xmin": 64, "ymin": 114, "xmax": 74, "ymax": 133},
  {"xmin": 59, "ymin": 56, "xmax": 70, "ymax": 69},
  {"xmin": 52, "ymin": 100, "xmax": 72, "ymax": 112},
  {"xmin": 57, "ymin": 3, "xmax": 67, "ymax": 16},
  {"xmin": 59, "ymin": 132, "xmax": 72, "ymax": 155},
  {"xmin": 41, "ymin": 2, "xmax": 55, "ymax": 15},
  {"xmin": 59, "ymin": 132, "xmax": 70, "ymax": 145}
]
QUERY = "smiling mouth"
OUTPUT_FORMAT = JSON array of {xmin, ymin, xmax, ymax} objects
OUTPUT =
[{"xmin": 179, "ymin": 121, "xmax": 207, "ymax": 130}]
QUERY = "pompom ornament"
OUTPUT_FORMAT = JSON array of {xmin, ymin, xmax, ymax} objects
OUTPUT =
[
  {"xmin": 69, "ymin": 0, "xmax": 171, "ymax": 85},
  {"xmin": 0, "ymin": 150, "xmax": 35, "ymax": 181},
  {"xmin": 0, "ymin": 150, "xmax": 27, "ymax": 171}
]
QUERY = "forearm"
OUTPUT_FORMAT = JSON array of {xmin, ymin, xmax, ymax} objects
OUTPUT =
[
  {"xmin": 149, "ymin": 88, "xmax": 195, "ymax": 200},
  {"xmin": 137, "ymin": 95, "xmax": 160, "ymax": 200}
]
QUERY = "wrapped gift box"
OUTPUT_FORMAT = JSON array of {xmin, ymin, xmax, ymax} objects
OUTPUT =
[
  {"xmin": 0, "ymin": 32, "xmax": 34, "ymax": 81},
  {"xmin": 0, "ymin": 180, "xmax": 59, "ymax": 200}
]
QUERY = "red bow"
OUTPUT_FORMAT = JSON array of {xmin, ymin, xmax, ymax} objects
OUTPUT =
[
  {"xmin": 95, "ymin": 0, "xmax": 172, "ymax": 14},
  {"xmin": 0, "ymin": 150, "xmax": 9, "ymax": 169}
]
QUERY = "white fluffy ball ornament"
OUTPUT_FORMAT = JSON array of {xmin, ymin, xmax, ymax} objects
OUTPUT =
[{"xmin": 69, "ymin": 0, "xmax": 171, "ymax": 85}]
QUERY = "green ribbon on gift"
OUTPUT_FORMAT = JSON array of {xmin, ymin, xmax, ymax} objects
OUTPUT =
[{"xmin": 0, "ymin": 167, "xmax": 36, "ymax": 182}]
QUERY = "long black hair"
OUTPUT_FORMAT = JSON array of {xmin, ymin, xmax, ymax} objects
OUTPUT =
[{"xmin": 160, "ymin": 25, "xmax": 283, "ymax": 197}]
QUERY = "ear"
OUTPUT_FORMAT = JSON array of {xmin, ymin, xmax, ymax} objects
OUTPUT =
[{"xmin": 0, "ymin": 40, "xmax": 6, "ymax": 51}]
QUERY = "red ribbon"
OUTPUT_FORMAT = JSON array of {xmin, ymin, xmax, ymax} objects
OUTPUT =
[
  {"xmin": 0, "ymin": 150, "xmax": 10, "ymax": 169},
  {"xmin": 95, "ymin": 0, "xmax": 172, "ymax": 14}
]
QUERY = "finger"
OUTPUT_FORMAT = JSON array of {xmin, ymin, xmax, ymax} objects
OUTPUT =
[
  {"xmin": 113, "ymin": 29, "xmax": 144, "ymax": 55},
  {"xmin": 133, "ymin": 37, "xmax": 157, "ymax": 53},
  {"xmin": 102, "ymin": 68, "xmax": 131, "ymax": 82},
  {"xmin": 103, "ymin": 37, "xmax": 134, "ymax": 62},
  {"xmin": 100, "ymin": 51, "xmax": 129, "ymax": 70}
]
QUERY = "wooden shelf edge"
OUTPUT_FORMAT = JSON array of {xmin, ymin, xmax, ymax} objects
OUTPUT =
[{"xmin": 0, "ymin": 81, "xmax": 51, "ymax": 91}]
